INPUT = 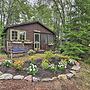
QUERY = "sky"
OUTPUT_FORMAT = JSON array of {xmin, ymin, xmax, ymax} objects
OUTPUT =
[{"xmin": 28, "ymin": 0, "xmax": 37, "ymax": 5}]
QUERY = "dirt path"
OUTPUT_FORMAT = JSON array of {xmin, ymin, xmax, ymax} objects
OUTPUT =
[{"xmin": 0, "ymin": 79, "xmax": 78, "ymax": 90}]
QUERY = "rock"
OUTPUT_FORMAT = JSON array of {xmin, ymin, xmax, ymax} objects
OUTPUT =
[
  {"xmin": 13, "ymin": 75, "xmax": 24, "ymax": 80},
  {"xmin": 41, "ymin": 78, "xmax": 53, "ymax": 82},
  {"xmin": 75, "ymin": 61, "xmax": 80, "ymax": 66},
  {"xmin": 52, "ymin": 77, "xmax": 57, "ymax": 80},
  {"xmin": 58, "ymin": 74, "xmax": 67, "ymax": 80},
  {"xmin": 24, "ymin": 75, "xmax": 32, "ymax": 82},
  {"xmin": 33, "ymin": 77, "xmax": 40, "ymax": 82},
  {"xmin": 0, "ymin": 62, "xmax": 2, "ymax": 66},
  {"xmin": 0, "ymin": 73, "xmax": 13, "ymax": 79},
  {"xmin": 0, "ymin": 71, "xmax": 3, "ymax": 76},
  {"xmin": 71, "ymin": 65, "xmax": 80, "ymax": 71},
  {"xmin": 69, "ymin": 70, "xmax": 76, "ymax": 75},
  {"xmin": 66, "ymin": 73, "xmax": 74, "ymax": 78}
]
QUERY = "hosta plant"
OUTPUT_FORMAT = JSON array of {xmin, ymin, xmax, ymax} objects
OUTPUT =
[
  {"xmin": 48, "ymin": 64, "xmax": 57, "ymax": 72},
  {"xmin": 57, "ymin": 60, "xmax": 67, "ymax": 72},
  {"xmin": 44, "ymin": 51, "xmax": 54, "ymax": 59},
  {"xmin": 27, "ymin": 63, "xmax": 38, "ymax": 75},
  {"xmin": 57, "ymin": 63, "xmax": 65, "ymax": 72},
  {"xmin": 2, "ymin": 60, "xmax": 12, "ymax": 67},
  {"xmin": 68, "ymin": 59, "xmax": 76, "ymax": 65},
  {"xmin": 41, "ymin": 59, "xmax": 49, "ymax": 69}
]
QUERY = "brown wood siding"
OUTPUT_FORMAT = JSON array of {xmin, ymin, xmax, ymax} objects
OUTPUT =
[
  {"xmin": 8, "ymin": 23, "xmax": 53, "ymax": 41},
  {"xmin": 6, "ymin": 23, "xmax": 55, "ymax": 51}
]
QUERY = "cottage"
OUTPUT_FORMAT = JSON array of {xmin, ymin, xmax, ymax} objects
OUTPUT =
[{"xmin": 3, "ymin": 21, "xmax": 55, "ymax": 52}]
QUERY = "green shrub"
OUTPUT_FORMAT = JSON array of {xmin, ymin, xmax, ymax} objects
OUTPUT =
[
  {"xmin": 57, "ymin": 63, "xmax": 65, "ymax": 72},
  {"xmin": 59, "ymin": 42, "xmax": 88, "ymax": 60},
  {"xmin": 68, "ymin": 59, "xmax": 76, "ymax": 65},
  {"xmin": 29, "ymin": 54, "xmax": 45, "ymax": 60},
  {"xmin": 2, "ymin": 60, "xmax": 12, "ymax": 67},
  {"xmin": 27, "ymin": 63, "xmax": 38, "ymax": 75},
  {"xmin": 58, "ymin": 65, "xmax": 65, "ymax": 72},
  {"xmin": 57, "ymin": 60, "xmax": 67, "ymax": 72},
  {"xmin": 44, "ymin": 51, "xmax": 54, "ymax": 59},
  {"xmin": 55, "ymin": 54, "xmax": 70, "ymax": 60},
  {"xmin": 41, "ymin": 59, "xmax": 49, "ymax": 69},
  {"xmin": 48, "ymin": 64, "xmax": 57, "ymax": 72}
]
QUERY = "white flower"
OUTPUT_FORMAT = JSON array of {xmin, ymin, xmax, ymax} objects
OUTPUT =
[
  {"xmin": 30, "ymin": 68, "xmax": 32, "ymax": 71},
  {"xmin": 33, "ymin": 68, "xmax": 36, "ymax": 71},
  {"xmin": 34, "ymin": 65, "xmax": 37, "ymax": 68}
]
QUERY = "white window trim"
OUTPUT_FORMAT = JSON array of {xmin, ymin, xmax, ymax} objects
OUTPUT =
[
  {"xmin": 19, "ymin": 31, "xmax": 26, "ymax": 41},
  {"xmin": 10, "ymin": 29, "xmax": 19, "ymax": 41},
  {"xmin": 34, "ymin": 33, "xmax": 40, "ymax": 50},
  {"xmin": 10, "ymin": 29, "xmax": 26, "ymax": 41},
  {"xmin": 34, "ymin": 30, "xmax": 41, "ymax": 32}
]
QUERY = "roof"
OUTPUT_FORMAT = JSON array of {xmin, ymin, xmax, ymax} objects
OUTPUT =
[{"xmin": 4, "ymin": 21, "xmax": 55, "ymax": 35}]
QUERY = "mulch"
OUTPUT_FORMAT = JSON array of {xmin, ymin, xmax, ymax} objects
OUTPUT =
[{"xmin": 0, "ymin": 79, "xmax": 79, "ymax": 90}]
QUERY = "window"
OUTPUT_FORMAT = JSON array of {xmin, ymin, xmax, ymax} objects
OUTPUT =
[
  {"xmin": 41, "ymin": 34, "xmax": 47, "ymax": 44},
  {"xmin": 35, "ymin": 34, "xmax": 39, "ymax": 42},
  {"xmin": 12, "ymin": 31, "xmax": 18, "ymax": 40},
  {"xmin": 35, "ymin": 43, "xmax": 40, "ymax": 49},
  {"xmin": 11, "ymin": 30, "xmax": 26, "ymax": 41},
  {"xmin": 48, "ymin": 35, "xmax": 54, "ymax": 45},
  {"xmin": 19, "ymin": 32, "xmax": 26, "ymax": 40},
  {"xmin": 34, "ymin": 33, "xmax": 40, "ymax": 49}
]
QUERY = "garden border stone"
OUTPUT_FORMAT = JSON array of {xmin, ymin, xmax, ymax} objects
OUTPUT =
[
  {"xmin": 0, "ymin": 73, "xmax": 13, "ymax": 80},
  {"xmin": 0, "ymin": 60, "xmax": 80, "ymax": 82},
  {"xmin": 41, "ymin": 78, "xmax": 53, "ymax": 82},
  {"xmin": 13, "ymin": 75, "xmax": 24, "ymax": 80},
  {"xmin": 0, "ymin": 71, "xmax": 3, "ymax": 76}
]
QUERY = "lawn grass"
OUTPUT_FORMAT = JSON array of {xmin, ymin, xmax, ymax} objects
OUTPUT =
[
  {"xmin": 12, "ymin": 53, "xmax": 70, "ymax": 62},
  {"xmin": 73, "ymin": 61, "xmax": 90, "ymax": 90},
  {"xmin": 12, "ymin": 54, "xmax": 46, "ymax": 61}
]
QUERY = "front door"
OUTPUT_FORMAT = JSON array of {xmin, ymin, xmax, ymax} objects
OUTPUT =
[{"xmin": 34, "ymin": 33, "xmax": 40, "ymax": 50}]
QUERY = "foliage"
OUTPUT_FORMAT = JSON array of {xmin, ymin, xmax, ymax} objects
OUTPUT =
[
  {"xmin": 55, "ymin": 54, "xmax": 70, "ymax": 60},
  {"xmin": 0, "ymin": 22, "xmax": 4, "ymax": 48},
  {"xmin": 26, "ymin": 63, "xmax": 38, "ymax": 75},
  {"xmin": 48, "ymin": 64, "xmax": 57, "ymax": 72},
  {"xmin": 57, "ymin": 60, "xmax": 67, "ymax": 72},
  {"xmin": 13, "ymin": 60, "xmax": 24, "ymax": 70},
  {"xmin": 0, "ymin": 54, "xmax": 7, "ymax": 61},
  {"xmin": 41, "ymin": 59, "xmax": 49, "ymax": 69},
  {"xmin": 2, "ymin": 60, "xmax": 12, "ymax": 67},
  {"xmin": 44, "ymin": 51, "xmax": 54, "ymax": 59},
  {"xmin": 57, "ymin": 64, "xmax": 65, "ymax": 72},
  {"xmin": 68, "ymin": 59, "xmax": 76, "ymax": 65},
  {"xmin": 29, "ymin": 54, "xmax": 45, "ymax": 61},
  {"xmin": 59, "ymin": 42, "xmax": 89, "ymax": 60},
  {"xmin": 28, "ymin": 49, "xmax": 36, "ymax": 55}
]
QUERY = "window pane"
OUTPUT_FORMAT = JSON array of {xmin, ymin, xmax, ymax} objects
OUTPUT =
[
  {"xmin": 20, "ymin": 32, "xmax": 25, "ymax": 40},
  {"xmin": 41, "ymin": 34, "xmax": 47, "ymax": 44},
  {"xmin": 48, "ymin": 35, "xmax": 53, "ymax": 44},
  {"xmin": 12, "ymin": 31, "xmax": 18, "ymax": 40},
  {"xmin": 35, "ymin": 43, "xmax": 39, "ymax": 48},
  {"xmin": 35, "ymin": 34, "xmax": 39, "ymax": 42}
]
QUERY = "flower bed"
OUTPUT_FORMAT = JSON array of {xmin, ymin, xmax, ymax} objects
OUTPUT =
[{"xmin": 0, "ymin": 51, "xmax": 80, "ymax": 81}]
